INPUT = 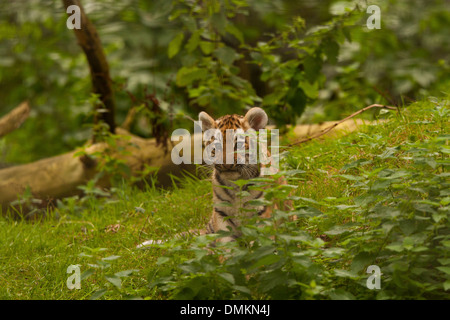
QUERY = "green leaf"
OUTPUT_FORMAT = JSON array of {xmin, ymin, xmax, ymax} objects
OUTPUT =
[
  {"xmin": 389, "ymin": 261, "xmax": 409, "ymax": 272},
  {"xmin": 246, "ymin": 199, "xmax": 271, "ymax": 206},
  {"xmin": 335, "ymin": 204, "xmax": 358, "ymax": 210},
  {"xmin": 282, "ymin": 169, "xmax": 306, "ymax": 176},
  {"xmin": 334, "ymin": 269, "xmax": 359, "ymax": 279},
  {"xmin": 444, "ymin": 280, "xmax": 450, "ymax": 291},
  {"xmin": 440, "ymin": 197, "xmax": 450, "ymax": 206},
  {"xmin": 337, "ymin": 174, "xmax": 364, "ymax": 181},
  {"xmin": 199, "ymin": 41, "xmax": 215, "ymax": 55},
  {"xmin": 214, "ymin": 46, "xmax": 240, "ymax": 66},
  {"xmin": 236, "ymin": 190, "xmax": 251, "ymax": 198},
  {"xmin": 250, "ymin": 253, "xmax": 281, "ymax": 270},
  {"xmin": 211, "ymin": 12, "xmax": 227, "ymax": 35},
  {"xmin": 233, "ymin": 285, "xmax": 251, "ymax": 295},
  {"xmin": 262, "ymin": 89, "xmax": 286, "ymax": 106},
  {"xmin": 105, "ymin": 275, "xmax": 122, "ymax": 289},
  {"xmin": 279, "ymin": 234, "xmax": 310, "ymax": 244},
  {"xmin": 90, "ymin": 288, "xmax": 107, "ymax": 300},
  {"xmin": 250, "ymin": 246, "xmax": 277, "ymax": 261},
  {"xmin": 115, "ymin": 269, "xmax": 139, "ymax": 278},
  {"xmin": 377, "ymin": 147, "xmax": 397, "ymax": 159},
  {"xmin": 225, "ymin": 24, "xmax": 244, "ymax": 44},
  {"xmin": 81, "ymin": 269, "xmax": 94, "ymax": 281},
  {"xmin": 168, "ymin": 33, "xmax": 184, "ymax": 59},
  {"xmin": 169, "ymin": 8, "xmax": 188, "ymax": 21},
  {"xmin": 436, "ymin": 266, "xmax": 450, "ymax": 275},
  {"xmin": 342, "ymin": 159, "xmax": 373, "ymax": 170},
  {"xmin": 176, "ymin": 66, "xmax": 208, "ymax": 87},
  {"xmin": 438, "ymin": 258, "xmax": 450, "ymax": 265},
  {"xmin": 432, "ymin": 211, "xmax": 447, "ymax": 223},
  {"xmin": 81, "ymin": 246, "xmax": 108, "ymax": 253},
  {"xmin": 402, "ymin": 237, "xmax": 414, "ymax": 251},
  {"xmin": 324, "ymin": 225, "xmax": 353, "ymax": 236},
  {"xmin": 426, "ymin": 158, "xmax": 437, "ymax": 169},
  {"xmin": 185, "ymin": 31, "xmax": 200, "ymax": 52},
  {"xmin": 286, "ymin": 87, "xmax": 307, "ymax": 115},
  {"xmin": 298, "ymin": 80, "xmax": 318, "ymax": 99},
  {"xmin": 173, "ymin": 287, "xmax": 195, "ymax": 300},
  {"xmin": 218, "ymin": 272, "xmax": 235, "ymax": 285},
  {"xmin": 292, "ymin": 206, "xmax": 323, "ymax": 217},
  {"xmin": 303, "ymin": 55, "xmax": 322, "ymax": 83},
  {"xmin": 329, "ymin": 288, "xmax": 356, "ymax": 300},
  {"xmin": 102, "ymin": 255, "xmax": 121, "ymax": 261},
  {"xmin": 215, "ymin": 201, "xmax": 233, "ymax": 207},
  {"xmin": 411, "ymin": 246, "xmax": 428, "ymax": 252},
  {"xmin": 399, "ymin": 220, "xmax": 416, "ymax": 235},
  {"xmin": 342, "ymin": 26, "xmax": 352, "ymax": 41},
  {"xmin": 321, "ymin": 38, "xmax": 339, "ymax": 64},
  {"xmin": 386, "ymin": 243, "xmax": 404, "ymax": 252},
  {"xmin": 414, "ymin": 203, "xmax": 436, "ymax": 214},
  {"xmin": 157, "ymin": 257, "xmax": 170, "ymax": 265},
  {"xmin": 351, "ymin": 252, "xmax": 376, "ymax": 273},
  {"xmin": 259, "ymin": 269, "xmax": 287, "ymax": 293},
  {"xmin": 297, "ymin": 197, "xmax": 320, "ymax": 205},
  {"xmin": 323, "ymin": 247, "xmax": 345, "ymax": 258}
]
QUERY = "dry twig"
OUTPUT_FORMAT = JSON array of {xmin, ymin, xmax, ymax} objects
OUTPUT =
[
  {"xmin": 0, "ymin": 101, "xmax": 30, "ymax": 138},
  {"xmin": 287, "ymin": 104, "xmax": 397, "ymax": 148}
]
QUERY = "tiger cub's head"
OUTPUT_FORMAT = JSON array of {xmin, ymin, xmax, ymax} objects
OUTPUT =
[{"xmin": 198, "ymin": 107, "xmax": 268, "ymax": 179}]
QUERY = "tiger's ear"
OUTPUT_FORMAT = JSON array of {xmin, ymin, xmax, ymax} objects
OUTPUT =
[
  {"xmin": 199, "ymin": 111, "xmax": 216, "ymax": 131},
  {"xmin": 244, "ymin": 107, "xmax": 268, "ymax": 130}
]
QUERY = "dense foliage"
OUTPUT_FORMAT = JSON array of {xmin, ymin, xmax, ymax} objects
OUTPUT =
[
  {"xmin": 0, "ymin": 95, "xmax": 448, "ymax": 299},
  {"xmin": 0, "ymin": 0, "xmax": 448, "ymax": 301},
  {"xmin": 1, "ymin": 0, "xmax": 449, "ymax": 163},
  {"xmin": 148, "ymin": 98, "xmax": 449, "ymax": 299}
]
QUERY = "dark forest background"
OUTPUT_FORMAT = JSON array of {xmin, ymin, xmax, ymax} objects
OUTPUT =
[{"xmin": 1, "ymin": 0, "xmax": 449, "ymax": 165}]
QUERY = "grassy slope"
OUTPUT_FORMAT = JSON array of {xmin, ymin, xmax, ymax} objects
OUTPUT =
[{"xmin": 0, "ymin": 96, "xmax": 448, "ymax": 299}]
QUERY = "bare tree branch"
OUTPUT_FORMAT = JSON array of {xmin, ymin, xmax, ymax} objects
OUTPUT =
[
  {"xmin": 0, "ymin": 102, "xmax": 30, "ymax": 138},
  {"xmin": 287, "ymin": 104, "xmax": 398, "ymax": 147},
  {"xmin": 63, "ymin": 0, "xmax": 116, "ymax": 133},
  {"xmin": 0, "ymin": 129, "xmax": 195, "ymax": 214}
]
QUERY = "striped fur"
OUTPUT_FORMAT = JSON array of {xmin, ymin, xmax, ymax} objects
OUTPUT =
[
  {"xmin": 199, "ymin": 107, "xmax": 284, "ymax": 243},
  {"xmin": 136, "ymin": 107, "xmax": 292, "ymax": 248}
]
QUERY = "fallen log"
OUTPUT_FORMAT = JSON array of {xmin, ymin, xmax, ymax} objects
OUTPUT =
[
  {"xmin": 287, "ymin": 104, "xmax": 396, "ymax": 147},
  {"xmin": 0, "ymin": 115, "xmax": 384, "ymax": 214},
  {"xmin": 0, "ymin": 128, "xmax": 194, "ymax": 213}
]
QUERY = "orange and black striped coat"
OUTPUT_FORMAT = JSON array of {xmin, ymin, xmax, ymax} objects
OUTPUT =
[{"xmin": 198, "ymin": 107, "xmax": 291, "ymax": 243}]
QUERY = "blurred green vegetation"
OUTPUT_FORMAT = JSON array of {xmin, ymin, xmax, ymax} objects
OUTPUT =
[
  {"xmin": 0, "ymin": 0, "xmax": 449, "ymax": 164},
  {"xmin": 1, "ymin": 95, "xmax": 447, "ymax": 300}
]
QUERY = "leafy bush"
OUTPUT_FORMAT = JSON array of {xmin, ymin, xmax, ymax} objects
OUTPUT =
[
  {"xmin": 166, "ymin": 0, "xmax": 361, "ymax": 127},
  {"xmin": 2, "ymin": 0, "xmax": 449, "ymax": 164},
  {"xmin": 148, "ymin": 96, "xmax": 449, "ymax": 299},
  {"xmin": 314, "ymin": 0, "xmax": 450, "ymax": 120}
]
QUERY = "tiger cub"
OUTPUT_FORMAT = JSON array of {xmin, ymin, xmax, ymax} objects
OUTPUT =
[
  {"xmin": 198, "ymin": 107, "xmax": 290, "ymax": 243},
  {"xmin": 136, "ymin": 107, "xmax": 291, "ymax": 248}
]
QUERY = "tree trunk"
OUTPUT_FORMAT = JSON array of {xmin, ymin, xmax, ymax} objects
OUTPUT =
[
  {"xmin": 63, "ymin": 0, "xmax": 116, "ymax": 133},
  {"xmin": 0, "ymin": 128, "xmax": 195, "ymax": 213}
]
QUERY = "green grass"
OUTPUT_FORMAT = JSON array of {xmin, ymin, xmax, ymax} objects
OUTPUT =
[
  {"xmin": 0, "ymin": 95, "xmax": 448, "ymax": 299},
  {"xmin": 0, "ymin": 178, "xmax": 211, "ymax": 299}
]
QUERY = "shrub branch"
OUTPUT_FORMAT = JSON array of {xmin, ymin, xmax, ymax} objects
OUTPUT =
[{"xmin": 287, "ymin": 104, "xmax": 398, "ymax": 147}]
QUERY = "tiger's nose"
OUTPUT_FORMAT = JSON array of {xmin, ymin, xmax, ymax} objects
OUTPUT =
[{"xmin": 218, "ymin": 163, "xmax": 236, "ymax": 171}]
